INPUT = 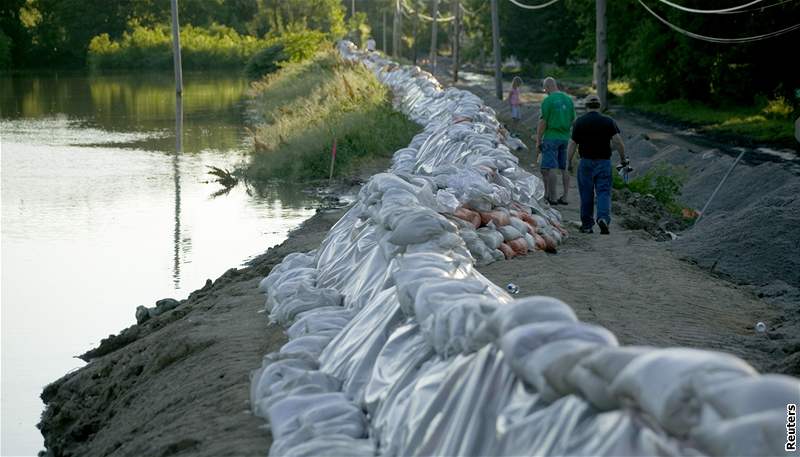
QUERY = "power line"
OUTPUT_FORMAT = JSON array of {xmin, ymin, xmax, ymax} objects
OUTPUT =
[
  {"xmin": 654, "ymin": 0, "xmax": 764, "ymax": 13},
  {"xmin": 505, "ymin": 0, "xmax": 560, "ymax": 10},
  {"xmin": 639, "ymin": 0, "xmax": 800, "ymax": 42},
  {"xmin": 717, "ymin": 0, "xmax": 800, "ymax": 14}
]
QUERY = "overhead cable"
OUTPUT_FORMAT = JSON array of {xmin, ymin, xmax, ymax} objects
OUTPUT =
[
  {"xmin": 654, "ymin": 0, "xmax": 764, "ymax": 13},
  {"xmin": 639, "ymin": 0, "xmax": 800, "ymax": 42},
  {"xmin": 506, "ymin": 0, "xmax": 561, "ymax": 10}
]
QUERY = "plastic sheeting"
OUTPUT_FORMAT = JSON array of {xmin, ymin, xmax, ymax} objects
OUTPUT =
[{"xmin": 249, "ymin": 41, "xmax": 799, "ymax": 457}]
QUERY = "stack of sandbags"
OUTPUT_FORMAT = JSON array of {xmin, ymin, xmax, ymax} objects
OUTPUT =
[{"xmin": 249, "ymin": 41, "xmax": 799, "ymax": 457}]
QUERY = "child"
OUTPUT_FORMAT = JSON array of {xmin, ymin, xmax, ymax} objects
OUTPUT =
[{"xmin": 508, "ymin": 77, "xmax": 523, "ymax": 122}]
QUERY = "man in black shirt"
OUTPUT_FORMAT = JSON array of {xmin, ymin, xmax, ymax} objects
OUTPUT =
[{"xmin": 567, "ymin": 94, "xmax": 628, "ymax": 234}]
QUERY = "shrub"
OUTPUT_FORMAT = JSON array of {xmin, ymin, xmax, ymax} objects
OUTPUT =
[
  {"xmin": 87, "ymin": 23, "xmax": 268, "ymax": 70},
  {"xmin": 244, "ymin": 45, "xmax": 286, "ymax": 80}
]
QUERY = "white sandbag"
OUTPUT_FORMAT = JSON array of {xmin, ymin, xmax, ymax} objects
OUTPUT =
[
  {"xmin": 287, "ymin": 308, "xmax": 353, "ymax": 340},
  {"xmin": 274, "ymin": 436, "xmax": 375, "ymax": 457},
  {"xmin": 509, "ymin": 216, "xmax": 529, "ymax": 235},
  {"xmin": 471, "ymin": 296, "xmax": 578, "ymax": 349},
  {"xmin": 519, "ymin": 339, "xmax": 600, "ymax": 402},
  {"xmin": 696, "ymin": 374, "xmax": 800, "ymax": 423},
  {"xmin": 280, "ymin": 334, "xmax": 334, "ymax": 358},
  {"xmin": 692, "ymin": 410, "xmax": 788, "ymax": 457},
  {"xmin": 500, "ymin": 322, "xmax": 618, "ymax": 376},
  {"xmin": 476, "ymin": 227, "xmax": 504, "ymax": 250},
  {"xmin": 609, "ymin": 348, "xmax": 758, "ymax": 436},
  {"xmin": 387, "ymin": 208, "xmax": 456, "ymax": 246},
  {"xmin": 566, "ymin": 346, "xmax": 652, "ymax": 411},
  {"xmin": 497, "ymin": 225, "xmax": 524, "ymax": 242},
  {"xmin": 271, "ymin": 282, "xmax": 343, "ymax": 326}
]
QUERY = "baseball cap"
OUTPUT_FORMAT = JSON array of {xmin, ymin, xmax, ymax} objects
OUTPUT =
[{"xmin": 585, "ymin": 94, "xmax": 601, "ymax": 106}]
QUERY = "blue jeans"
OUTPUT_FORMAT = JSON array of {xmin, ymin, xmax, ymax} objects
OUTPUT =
[
  {"xmin": 577, "ymin": 159, "xmax": 612, "ymax": 229},
  {"xmin": 540, "ymin": 139, "xmax": 567, "ymax": 169}
]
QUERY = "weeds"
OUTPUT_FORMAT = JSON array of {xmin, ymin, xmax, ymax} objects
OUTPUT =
[
  {"xmin": 613, "ymin": 163, "xmax": 690, "ymax": 217},
  {"xmin": 244, "ymin": 50, "xmax": 420, "ymax": 181}
]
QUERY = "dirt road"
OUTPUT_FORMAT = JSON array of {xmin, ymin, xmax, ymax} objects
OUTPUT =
[{"xmin": 433, "ymin": 65, "xmax": 799, "ymax": 374}]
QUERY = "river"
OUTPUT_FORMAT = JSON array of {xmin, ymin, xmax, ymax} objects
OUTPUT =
[{"xmin": 0, "ymin": 71, "xmax": 316, "ymax": 456}]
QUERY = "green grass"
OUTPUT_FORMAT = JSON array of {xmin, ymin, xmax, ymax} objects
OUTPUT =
[
  {"xmin": 245, "ymin": 51, "xmax": 421, "ymax": 181},
  {"xmin": 627, "ymin": 98, "xmax": 795, "ymax": 144}
]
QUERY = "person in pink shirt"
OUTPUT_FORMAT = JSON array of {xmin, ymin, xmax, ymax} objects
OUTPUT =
[{"xmin": 508, "ymin": 76, "xmax": 523, "ymax": 123}]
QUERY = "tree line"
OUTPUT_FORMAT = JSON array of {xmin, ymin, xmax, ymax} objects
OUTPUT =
[{"xmin": 1, "ymin": 0, "xmax": 798, "ymax": 109}]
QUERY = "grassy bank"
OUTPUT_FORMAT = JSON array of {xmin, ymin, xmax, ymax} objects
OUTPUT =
[
  {"xmin": 608, "ymin": 81, "xmax": 796, "ymax": 146},
  {"xmin": 245, "ymin": 51, "xmax": 420, "ymax": 181}
]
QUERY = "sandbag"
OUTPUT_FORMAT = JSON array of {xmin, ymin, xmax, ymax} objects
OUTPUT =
[
  {"xmin": 453, "ymin": 207, "xmax": 481, "ymax": 228},
  {"xmin": 498, "ymin": 243, "xmax": 515, "ymax": 259},
  {"xmin": 609, "ymin": 348, "xmax": 758, "ymax": 436},
  {"xmin": 497, "ymin": 225, "xmax": 523, "ymax": 242}
]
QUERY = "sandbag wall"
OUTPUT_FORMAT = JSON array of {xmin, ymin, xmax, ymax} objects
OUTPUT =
[{"xmin": 249, "ymin": 42, "xmax": 798, "ymax": 457}]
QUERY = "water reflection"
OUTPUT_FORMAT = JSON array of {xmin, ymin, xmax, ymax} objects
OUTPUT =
[
  {"xmin": 1, "ymin": 71, "xmax": 249, "ymax": 153},
  {"xmin": 0, "ymin": 71, "xmax": 317, "ymax": 456},
  {"xmin": 174, "ymin": 94, "xmax": 183, "ymax": 288}
]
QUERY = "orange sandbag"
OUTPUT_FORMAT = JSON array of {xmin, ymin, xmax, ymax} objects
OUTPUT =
[
  {"xmin": 479, "ymin": 210, "xmax": 511, "ymax": 227},
  {"xmin": 498, "ymin": 242, "xmax": 516, "ymax": 259},
  {"xmin": 534, "ymin": 234, "xmax": 548, "ymax": 251},
  {"xmin": 541, "ymin": 234, "xmax": 558, "ymax": 253},
  {"xmin": 453, "ymin": 207, "xmax": 481, "ymax": 228},
  {"xmin": 518, "ymin": 212, "xmax": 537, "ymax": 226},
  {"xmin": 507, "ymin": 238, "xmax": 529, "ymax": 255}
]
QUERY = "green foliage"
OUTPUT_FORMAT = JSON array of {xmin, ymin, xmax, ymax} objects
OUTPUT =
[
  {"xmin": 613, "ymin": 164, "xmax": 686, "ymax": 214},
  {"xmin": 244, "ymin": 45, "xmax": 286, "ymax": 79},
  {"xmin": 245, "ymin": 51, "xmax": 420, "ymax": 181},
  {"xmin": 88, "ymin": 23, "xmax": 268, "ymax": 70},
  {"xmin": 347, "ymin": 11, "xmax": 371, "ymax": 48},
  {"xmin": 6, "ymin": 0, "xmax": 345, "ymax": 68},
  {"xmin": 0, "ymin": 28, "xmax": 11, "ymax": 70},
  {"xmin": 243, "ymin": 30, "xmax": 328, "ymax": 79}
]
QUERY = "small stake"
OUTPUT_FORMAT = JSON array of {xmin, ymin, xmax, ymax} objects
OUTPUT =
[{"xmin": 329, "ymin": 137, "xmax": 337, "ymax": 181}]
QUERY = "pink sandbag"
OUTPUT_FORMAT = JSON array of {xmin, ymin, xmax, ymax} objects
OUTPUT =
[
  {"xmin": 479, "ymin": 210, "xmax": 511, "ymax": 227},
  {"xmin": 507, "ymin": 238, "xmax": 529, "ymax": 255},
  {"xmin": 498, "ymin": 243, "xmax": 516, "ymax": 259},
  {"xmin": 453, "ymin": 207, "xmax": 481, "ymax": 228}
]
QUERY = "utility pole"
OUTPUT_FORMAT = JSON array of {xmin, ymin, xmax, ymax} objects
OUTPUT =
[
  {"xmin": 596, "ymin": 0, "xmax": 608, "ymax": 111},
  {"xmin": 490, "ymin": 0, "xmax": 502, "ymax": 100},
  {"xmin": 170, "ymin": 0, "xmax": 183, "ymax": 95},
  {"xmin": 452, "ymin": 0, "xmax": 460, "ymax": 82},
  {"xmin": 382, "ymin": 10, "xmax": 387, "ymax": 52},
  {"xmin": 393, "ymin": 0, "xmax": 402, "ymax": 58},
  {"xmin": 413, "ymin": 6, "xmax": 419, "ymax": 64},
  {"xmin": 430, "ymin": 0, "xmax": 439, "ymax": 75}
]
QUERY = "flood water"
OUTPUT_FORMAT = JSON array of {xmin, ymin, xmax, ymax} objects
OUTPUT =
[{"xmin": 1, "ymin": 71, "xmax": 317, "ymax": 455}]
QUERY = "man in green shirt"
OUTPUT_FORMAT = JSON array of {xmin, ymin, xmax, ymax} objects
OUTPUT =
[{"xmin": 536, "ymin": 76, "xmax": 576, "ymax": 205}]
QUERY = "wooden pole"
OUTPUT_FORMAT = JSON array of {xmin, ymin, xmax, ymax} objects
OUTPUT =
[
  {"xmin": 170, "ymin": 0, "xmax": 183, "ymax": 95},
  {"xmin": 596, "ymin": 0, "xmax": 608, "ymax": 111},
  {"xmin": 452, "ymin": 0, "xmax": 460, "ymax": 82},
  {"xmin": 413, "ymin": 7, "xmax": 419, "ymax": 64},
  {"xmin": 393, "ymin": 0, "xmax": 402, "ymax": 58},
  {"xmin": 430, "ymin": 0, "xmax": 439, "ymax": 75},
  {"xmin": 352, "ymin": 0, "xmax": 355, "ymax": 17},
  {"xmin": 382, "ymin": 10, "xmax": 387, "ymax": 52},
  {"xmin": 490, "ymin": 0, "xmax": 502, "ymax": 100}
]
